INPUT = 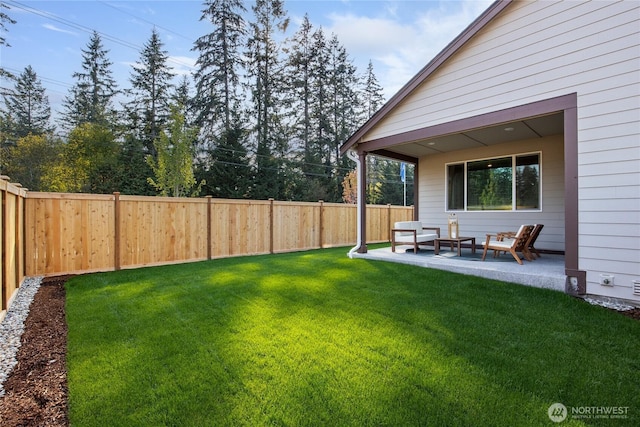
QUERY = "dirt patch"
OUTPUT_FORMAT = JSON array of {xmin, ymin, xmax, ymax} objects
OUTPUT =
[{"xmin": 0, "ymin": 277, "xmax": 69, "ymax": 427}]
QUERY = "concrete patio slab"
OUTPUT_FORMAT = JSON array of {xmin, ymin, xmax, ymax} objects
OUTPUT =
[{"xmin": 351, "ymin": 245, "xmax": 567, "ymax": 292}]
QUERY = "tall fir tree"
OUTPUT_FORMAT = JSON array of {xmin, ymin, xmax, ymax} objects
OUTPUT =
[
  {"xmin": 284, "ymin": 15, "xmax": 322, "ymax": 200},
  {"xmin": 126, "ymin": 28, "xmax": 175, "ymax": 158},
  {"xmin": 362, "ymin": 60, "xmax": 385, "ymax": 119},
  {"xmin": 193, "ymin": 0, "xmax": 251, "ymax": 198},
  {"xmin": 61, "ymin": 31, "xmax": 118, "ymax": 131},
  {"xmin": 309, "ymin": 26, "xmax": 330, "ymax": 167},
  {"xmin": 285, "ymin": 14, "xmax": 314, "ymax": 164},
  {"xmin": 193, "ymin": 0, "xmax": 246, "ymax": 137},
  {"xmin": 325, "ymin": 33, "xmax": 360, "ymax": 201},
  {"xmin": 1, "ymin": 65, "xmax": 53, "ymax": 140},
  {"xmin": 171, "ymin": 76, "xmax": 195, "ymax": 125},
  {"xmin": 245, "ymin": 0, "xmax": 289, "ymax": 200}
]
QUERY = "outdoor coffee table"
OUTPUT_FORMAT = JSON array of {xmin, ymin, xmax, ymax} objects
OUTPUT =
[{"xmin": 434, "ymin": 236, "xmax": 476, "ymax": 256}]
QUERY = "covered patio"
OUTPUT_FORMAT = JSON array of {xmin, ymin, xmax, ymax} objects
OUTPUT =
[
  {"xmin": 352, "ymin": 244, "xmax": 567, "ymax": 292},
  {"xmin": 340, "ymin": 1, "xmax": 588, "ymax": 296}
]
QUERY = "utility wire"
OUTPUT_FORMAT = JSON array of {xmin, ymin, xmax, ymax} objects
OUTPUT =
[
  {"xmin": 7, "ymin": 1, "xmax": 196, "ymax": 71},
  {"xmin": 97, "ymin": 0, "xmax": 194, "ymax": 43}
]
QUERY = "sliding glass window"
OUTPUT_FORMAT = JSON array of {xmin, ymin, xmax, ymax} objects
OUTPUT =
[{"xmin": 446, "ymin": 152, "xmax": 541, "ymax": 211}]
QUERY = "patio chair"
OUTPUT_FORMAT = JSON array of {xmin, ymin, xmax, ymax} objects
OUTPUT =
[
  {"xmin": 391, "ymin": 221, "xmax": 440, "ymax": 253},
  {"xmin": 526, "ymin": 224, "xmax": 544, "ymax": 258},
  {"xmin": 495, "ymin": 223, "xmax": 544, "ymax": 259},
  {"xmin": 481, "ymin": 224, "xmax": 535, "ymax": 265}
]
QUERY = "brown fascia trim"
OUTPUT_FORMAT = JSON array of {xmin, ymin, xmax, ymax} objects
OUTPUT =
[
  {"xmin": 370, "ymin": 149, "xmax": 419, "ymax": 164},
  {"xmin": 339, "ymin": 0, "xmax": 512, "ymax": 155},
  {"xmin": 360, "ymin": 93, "xmax": 578, "ymax": 153}
]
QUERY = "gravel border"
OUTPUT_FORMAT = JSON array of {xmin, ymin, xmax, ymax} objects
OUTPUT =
[
  {"xmin": 0, "ymin": 276, "xmax": 43, "ymax": 397},
  {"xmin": 583, "ymin": 296, "xmax": 636, "ymax": 311}
]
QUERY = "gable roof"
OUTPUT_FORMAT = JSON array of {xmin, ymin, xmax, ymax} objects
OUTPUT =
[{"xmin": 340, "ymin": 0, "xmax": 512, "ymax": 155}]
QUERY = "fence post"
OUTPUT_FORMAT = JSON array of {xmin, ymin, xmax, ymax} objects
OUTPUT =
[
  {"xmin": 14, "ymin": 185, "xmax": 21, "ymax": 288},
  {"xmin": 114, "ymin": 192, "xmax": 121, "ymax": 271},
  {"xmin": 20, "ymin": 191, "xmax": 26, "ymax": 280},
  {"xmin": 1, "ymin": 180, "xmax": 6, "ymax": 310},
  {"xmin": 318, "ymin": 200, "xmax": 324, "ymax": 249},
  {"xmin": 269, "ymin": 198, "xmax": 274, "ymax": 254},
  {"xmin": 387, "ymin": 204, "xmax": 392, "ymax": 242},
  {"xmin": 206, "ymin": 196, "xmax": 212, "ymax": 260}
]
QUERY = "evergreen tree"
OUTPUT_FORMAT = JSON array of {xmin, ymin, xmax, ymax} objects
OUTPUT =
[
  {"xmin": 1, "ymin": 65, "xmax": 53, "ymax": 140},
  {"xmin": 193, "ymin": 0, "xmax": 251, "ymax": 198},
  {"xmin": 245, "ymin": 0, "xmax": 289, "ymax": 200},
  {"xmin": 193, "ymin": 0, "xmax": 246, "ymax": 137},
  {"xmin": 366, "ymin": 156, "xmax": 384, "ymax": 204},
  {"xmin": 285, "ymin": 14, "xmax": 314, "ymax": 170},
  {"xmin": 284, "ymin": 16, "xmax": 329, "ymax": 200},
  {"xmin": 342, "ymin": 61, "xmax": 386, "ymax": 205},
  {"xmin": 378, "ymin": 160, "xmax": 413, "ymax": 206},
  {"xmin": 308, "ymin": 26, "xmax": 330, "ymax": 171},
  {"xmin": 117, "ymin": 129, "xmax": 154, "ymax": 195},
  {"xmin": 172, "ymin": 76, "xmax": 195, "ymax": 126},
  {"xmin": 362, "ymin": 60, "xmax": 385, "ymax": 119},
  {"xmin": 61, "ymin": 31, "xmax": 118, "ymax": 130},
  {"xmin": 126, "ymin": 28, "xmax": 175, "ymax": 157},
  {"xmin": 325, "ymin": 33, "xmax": 360, "ymax": 201},
  {"xmin": 200, "ymin": 124, "xmax": 251, "ymax": 198},
  {"xmin": 0, "ymin": 2, "xmax": 15, "ymax": 79}
]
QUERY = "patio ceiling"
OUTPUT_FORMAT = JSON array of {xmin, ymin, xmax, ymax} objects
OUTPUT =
[{"xmin": 375, "ymin": 112, "xmax": 564, "ymax": 159}]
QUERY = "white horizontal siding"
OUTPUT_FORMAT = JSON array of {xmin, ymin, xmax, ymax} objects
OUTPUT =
[
  {"xmin": 580, "ymin": 148, "xmax": 639, "ymax": 166},
  {"xmin": 418, "ymin": 136, "xmax": 565, "ymax": 252},
  {"xmin": 580, "ymin": 185, "xmax": 640, "ymax": 201}
]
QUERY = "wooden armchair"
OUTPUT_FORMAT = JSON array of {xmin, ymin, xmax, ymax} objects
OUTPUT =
[
  {"xmin": 495, "ymin": 223, "xmax": 544, "ymax": 259},
  {"xmin": 527, "ymin": 224, "xmax": 544, "ymax": 258},
  {"xmin": 481, "ymin": 224, "xmax": 535, "ymax": 265}
]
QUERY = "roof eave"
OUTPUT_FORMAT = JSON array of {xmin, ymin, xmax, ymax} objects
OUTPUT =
[{"xmin": 340, "ymin": 0, "xmax": 512, "ymax": 156}]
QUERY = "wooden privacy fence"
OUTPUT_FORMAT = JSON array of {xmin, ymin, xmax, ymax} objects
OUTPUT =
[
  {"xmin": 23, "ymin": 192, "xmax": 412, "ymax": 277},
  {"xmin": 1, "ymin": 177, "xmax": 27, "ymax": 312}
]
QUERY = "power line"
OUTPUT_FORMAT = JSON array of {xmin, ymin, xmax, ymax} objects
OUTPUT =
[
  {"xmin": 2, "ymin": 66, "xmax": 73, "ymax": 90},
  {"xmin": 97, "ymin": 1, "xmax": 194, "ymax": 43},
  {"xmin": 7, "ymin": 0, "xmax": 196, "ymax": 71}
]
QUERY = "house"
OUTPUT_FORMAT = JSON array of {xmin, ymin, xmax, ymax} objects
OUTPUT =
[{"xmin": 340, "ymin": 0, "xmax": 640, "ymax": 304}]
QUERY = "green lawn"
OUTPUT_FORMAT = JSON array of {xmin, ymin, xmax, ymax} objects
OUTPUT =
[{"xmin": 65, "ymin": 247, "xmax": 639, "ymax": 426}]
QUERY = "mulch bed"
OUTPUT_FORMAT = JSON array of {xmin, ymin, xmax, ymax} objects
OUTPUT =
[
  {"xmin": 0, "ymin": 277, "xmax": 69, "ymax": 427},
  {"xmin": 619, "ymin": 307, "xmax": 640, "ymax": 321},
  {"xmin": 0, "ymin": 276, "xmax": 638, "ymax": 426}
]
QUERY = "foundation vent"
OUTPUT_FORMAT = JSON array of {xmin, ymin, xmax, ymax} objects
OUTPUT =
[{"xmin": 633, "ymin": 281, "xmax": 640, "ymax": 296}]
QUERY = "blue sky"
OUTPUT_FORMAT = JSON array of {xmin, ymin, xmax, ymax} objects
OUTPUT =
[{"xmin": 1, "ymin": 0, "xmax": 492, "ymax": 119}]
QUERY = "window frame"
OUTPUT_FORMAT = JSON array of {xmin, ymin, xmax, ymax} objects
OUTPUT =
[{"xmin": 445, "ymin": 151, "xmax": 542, "ymax": 212}]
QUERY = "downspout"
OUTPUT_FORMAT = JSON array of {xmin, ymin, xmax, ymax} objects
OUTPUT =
[{"xmin": 347, "ymin": 149, "xmax": 364, "ymax": 258}]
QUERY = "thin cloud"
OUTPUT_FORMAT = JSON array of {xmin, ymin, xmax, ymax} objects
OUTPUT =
[
  {"xmin": 168, "ymin": 55, "xmax": 196, "ymax": 76},
  {"xmin": 42, "ymin": 23, "xmax": 78, "ymax": 36},
  {"xmin": 325, "ymin": 0, "xmax": 493, "ymax": 97}
]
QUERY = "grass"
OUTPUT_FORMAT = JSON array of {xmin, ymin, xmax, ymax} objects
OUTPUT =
[{"xmin": 65, "ymin": 247, "xmax": 640, "ymax": 426}]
